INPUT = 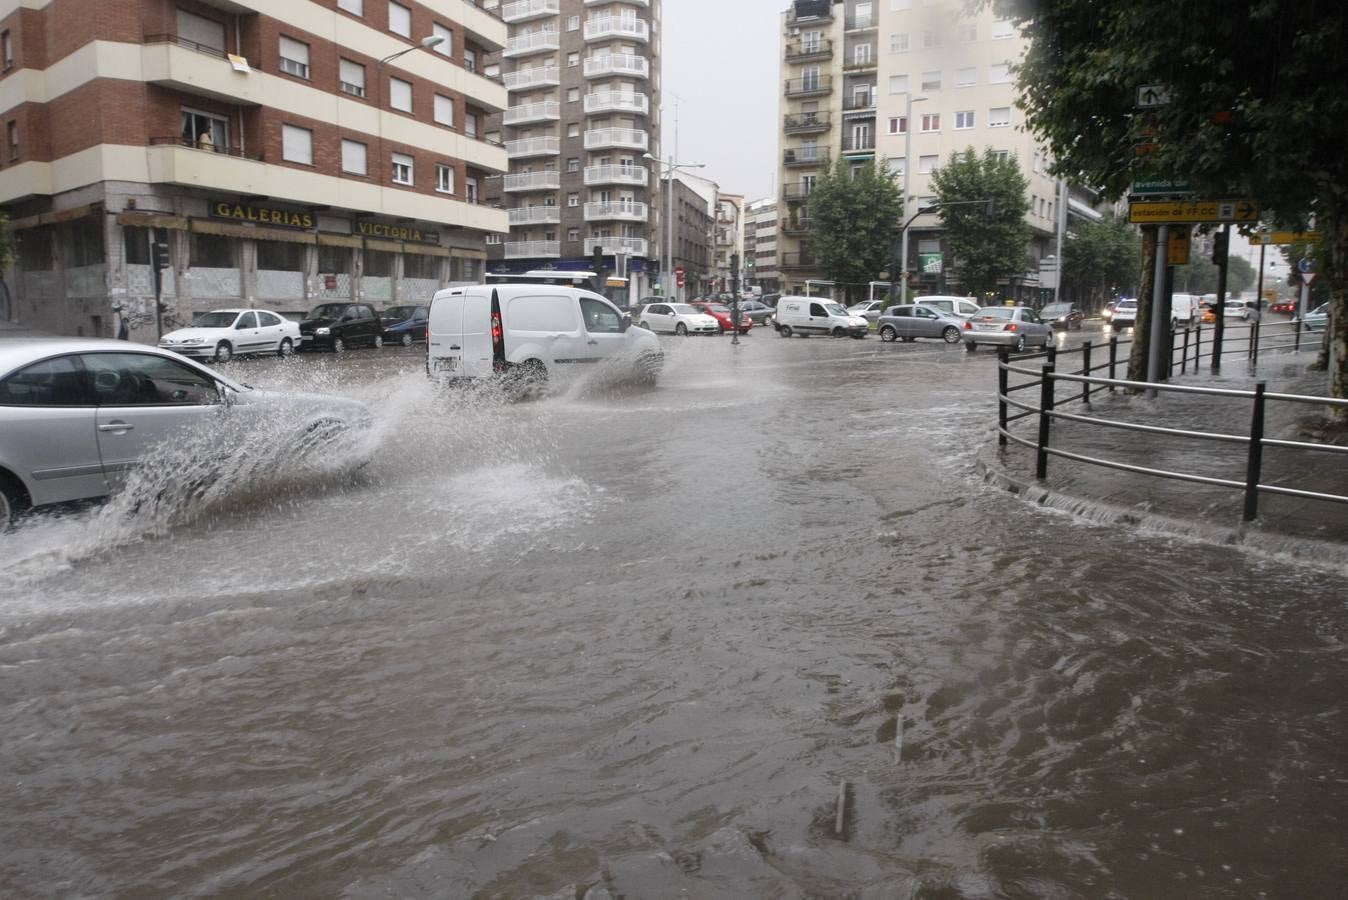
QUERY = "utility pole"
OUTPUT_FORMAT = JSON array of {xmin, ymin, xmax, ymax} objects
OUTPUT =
[
  {"xmin": 1212, "ymin": 225, "xmax": 1230, "ymax": 372},
  {"xmin": 730, "ymin": 252, "xmax": 741, "ymax": 346}
]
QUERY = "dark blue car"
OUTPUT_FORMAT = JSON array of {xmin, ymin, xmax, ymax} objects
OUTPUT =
[{"xmin": 379, "ymin": 305, "xmax": 429, "ymax": 347}]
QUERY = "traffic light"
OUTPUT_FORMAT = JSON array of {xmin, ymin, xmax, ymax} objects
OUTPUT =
[
  {"xmin": 1210, "ymin": 230, "xmax": 1228, "ymax": 265},
  {"xmin": 591, "ymin": 244, "xmax": 605, "ymax": 277}
]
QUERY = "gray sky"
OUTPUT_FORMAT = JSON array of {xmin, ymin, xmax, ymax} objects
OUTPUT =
[{"xmin": 662, "ymin": 0, "xmax": 784, "ymax": 202}]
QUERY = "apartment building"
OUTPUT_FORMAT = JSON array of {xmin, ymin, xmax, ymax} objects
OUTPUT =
[
  {"xmin": 483, "ymin": 0, "xmax": 661, "ymax": 307},
  {"xmin": 661, "ymin": 172, "xmax": 711, "ymax": 300},
  {"xmin": 745, "ymin": 198, "xmax": 779, "ymax": 293},
  {"xmin": 712, "ymin": 192, "xmax": 743, "ymax": 292},
  {"xmin": 0, "ymin": 0, "xmax": 509, "ymax": 338},
  {"xmin": 776, "ymin": 0, "xmax": 1066, "ymax": 301}
]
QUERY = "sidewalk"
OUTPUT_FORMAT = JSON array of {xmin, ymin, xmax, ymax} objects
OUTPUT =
[{"xmin": 980, "ymin": 351, "xmax": 1348, "ymax": 552}]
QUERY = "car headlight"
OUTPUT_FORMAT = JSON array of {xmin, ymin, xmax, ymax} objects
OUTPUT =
[{"xmin": 316, "ymin": 327, "xmax": 331, "ymax": 335}]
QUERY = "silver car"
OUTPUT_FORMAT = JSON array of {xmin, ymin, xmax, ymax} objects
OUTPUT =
[
  {"xmin": 1300, "ymin": 302, "xmax": 1328, "ymax": 332},
  {"xmin": 0, "ymin": 339, "xmax": 372, "ymax": 525},
  {"xmin": 963, "ymin": 306, "xmax": 1054, "ymax": 352},
  {"xmin": 876, "ymin": 304, "xmax": 966, "ymax": 344}
]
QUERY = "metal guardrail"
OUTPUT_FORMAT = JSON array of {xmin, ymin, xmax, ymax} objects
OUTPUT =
[
  {"xmin": 995, "ymin": 320, "xmax": 1346, "ymax": 522},
  {"xmin": 148, "ymin": 136, "xmax": 261, "ymax": 160}
]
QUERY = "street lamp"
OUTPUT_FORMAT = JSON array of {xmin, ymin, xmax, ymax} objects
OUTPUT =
[
  {"xmin": 644, "ymin": 152, "xmax": 706, "ymax": 300},
  {"xmin": 899, "ymin": 94, "xmax": 927, "ymax": 305}
]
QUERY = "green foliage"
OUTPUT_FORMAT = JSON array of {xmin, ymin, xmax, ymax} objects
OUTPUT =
[
  {"xmin": 1172, "ymin": 253, "xmax": 1254, "ymax": 295},
  {"xmin": 0, "ymin": 213, "xmax": 13, "ymax": 276},
  {"xmin": 806, "ymin": 158, "xmax": 903, "ymax": 300},
  {"xmin": 929, "ymin": 147, "xmax": 1031, "ymax": 298},
  {"xmin": 1063, "ymin": 214, "xmax": 1140, "ymax": 305},
  {"xmin": 1280, "ymin": 241, "xmax": 1332, "ymax": 305}
]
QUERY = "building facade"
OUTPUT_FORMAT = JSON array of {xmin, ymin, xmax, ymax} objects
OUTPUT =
[
  {"xmin": 483, "ymin": 0, "xmax": 661, "ymax": 308},
  {"xmin": 712, "ymin": 192, "xmax": 742, "ymax": 293},
  {"xmin": 0, "ymin": 0, "xmax": 509, "ymax": 338},
  {"xmin": 776, "ymin": 0, "xmax": 1067, "ymax": 302},
  {"xmin": 745, "ymin": 197, "xmax": 779, "ymax": 293},
  {"xmin": 664, "ymin": 172, "xmax": 711, "ymax": 300}
]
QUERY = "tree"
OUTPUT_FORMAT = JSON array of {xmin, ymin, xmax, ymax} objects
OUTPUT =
[
  {"xmin": 929, "ymin": 147, "xmax": 1031, "ymax": 300},
  {"xmin": 991, "ymin": 0, "xmax": 1348, "ymax": 413},
  {"xmin": 806, "ymin": 158, "xmax": 902, "ymax": 304},
  {"xmin": 0, "ymin": 213, "xmax": 14, "ymax": 323},
  {"xmin": 1062, "ymin": 214, "xmax": 1140, "ymax": 310},
  {"xmin": 1174, "ymin": 254, "xmax": 1254, "ymax": 296}
]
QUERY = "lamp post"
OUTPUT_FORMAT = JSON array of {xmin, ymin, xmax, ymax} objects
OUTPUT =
[
  {"xmin": 644, "ymin": 152, "xmax": 706, "ymax": 300},
  {"xmin": 898, "ymin": 94, "xmax": 928, "ymax": 305}
]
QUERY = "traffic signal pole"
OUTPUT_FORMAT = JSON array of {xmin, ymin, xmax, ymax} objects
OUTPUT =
[{"xmin": 1212, "ymin": 224, "xmax": 1230, "ymax": 372}]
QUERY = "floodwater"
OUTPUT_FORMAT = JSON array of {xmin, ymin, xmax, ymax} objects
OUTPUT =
[{"xmin": 1, "ymin": 326, "xmax": 1344, "ymax": 899}]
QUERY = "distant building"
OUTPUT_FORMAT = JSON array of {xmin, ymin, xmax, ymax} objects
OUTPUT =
[
  {"xmin": 745, "ymin": 198, "xmax": 779, "ymax": 293},
  {"xmin": 713, "ymin": 193, "xmax": 744, "ymax": 292},
  {"xmin": 0, "ymin": 0, "xmax": 509, "ymax": 337},
  {"xmin": 663, "ymin": 174, "xmax": 713, "ymax": 300}
]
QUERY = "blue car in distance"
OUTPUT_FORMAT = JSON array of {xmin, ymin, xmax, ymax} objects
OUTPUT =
[{"xmin": 379, "ymin": 305, "xmax": 429, "ymax": 347}]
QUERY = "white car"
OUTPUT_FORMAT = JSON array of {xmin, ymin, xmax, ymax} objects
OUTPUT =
[
  {"xmin": 847, "ymin": 300, "xmax": 886, "ymax": 323},
  {"xmin": 1111, "ymin": 298, "xmax": 1138, "ymax": 329},
  {"xmin": 159, "ymin": 308, "xmax": 301, "ymax": 362},
  {"xmin": 637, "ymin": 302, "xmax": 720, "ymax": 336},
  {"xmin": 0, "ymin": 339, "xmax": 372, "ymax": 525},
  {"xmin": 915, "ymin": 295, "xmax": 982, "ymax": 319}
]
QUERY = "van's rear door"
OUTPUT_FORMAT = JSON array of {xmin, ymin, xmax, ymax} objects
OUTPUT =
[
  {"xmin": 460, "ymin": 290, "xmax": 494, "ymax": 377},
  {"xmin": 428, "ymin": 292, "xmax": 465, "ymax": 377}
]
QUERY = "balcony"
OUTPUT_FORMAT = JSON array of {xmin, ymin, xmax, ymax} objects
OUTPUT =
[
  {"xmin": 142, "ymin": 36, "xmax": 261, "ymax": 106},
  {"xmin": 780, "ymin": 217, "xmax": 813, "ymax": 236},
  {"xmin": 841, "ymin": 134, "xmax": 876, "ymax": 154},
  {"xmin": 779, "ymin": 251, "xmax": 816, "ymax": 269},
  {"xmin": 502, "ymin": 0, "xmax": 559, "ymax": 23},
  {"xmin": 782, "ymin": 147, "xmax": 826, "ymax": 167},
  {"xmin": 785, "ymin": 75, "xmax": 832, "ymax": 98},
  {"xmin": 584, "ymin": 127, "xmax": 648, "ymax": 152},
  {"xmin": 583, "ymin": 17, "xmax": 650, "ymax": 42},
  {"xmin": 505, "ymin": 240, "xmax": 561, "ymax": 259},
  {"xmin": 781, "ymin": 183, "xmax": 812, "ymax": 202},
  {"xmin": 503, "ymin": 100, "xmax": 561, "ymax": 125},
  {"xmin": 503, "ymin": 29, "xmax": 560, "ymax": 58},
  {"xmin": 506, "ymin": 136, "xmax": 560, "ymax": 159},
  {"xmin": 585, "ymin": 0, "xmax": 649, "ymax": 5},
  {"xmin": 843, "ymin": 54, "xmax": 877, "ymax": 73},
  {"xmin": 584, "ymin": 91, "xmax": 650, "ymax": 116},
  {"xmin": 786, "ymin": 1, "xmax": 833, "ymax": 26},
  {"xmin": 584, "ymin": 164, "xmax": 648, "ymax": 187},
  {"xmin": 783, "ymin": 112, "xmax": 830, "ymax": 134},
  {"xmin": 585, "ymin": 237, "xmax": 648, "ymax": 257},
  {"xmin": 508, "ymin": 206, "xmax": 562, "ymax": 225},
  {"xmin": 584, "ymin": 53, "xmax": 649, "ymax": 79},
  {"xmin": 503, "ymin": 64, "xmax": 560, "ymax": 91},
  {"xmin": 846, "ymin": 13, "xmax": 877, "ymax": 31},
  {"xmin": 843, "ymin": 93, "xmax": 877, "ymax": 113},
  {"xmin": 784, "ymin": 39, "xmax": 831, "ymax": 63},
  {"xmin": 503, "ymin": 171, "xmax": 561, "ymax": 191},
  {"xmin": 584, "ymin": 200, "xmax": 649, "ymax": 222}
]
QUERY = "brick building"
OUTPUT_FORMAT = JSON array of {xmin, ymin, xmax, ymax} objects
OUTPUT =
[{"xmin": 0, "ymin": 0, "xmax": 509, "ymax": 338}]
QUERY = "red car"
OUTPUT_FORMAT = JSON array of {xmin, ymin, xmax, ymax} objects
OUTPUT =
[
  {"xmin": 1270, "ymin": 300, "xmax": 1297, "ymax": 314},
  {"xmin": 690, "ymin": 301, "xmax": 753, "ymax": 334}
]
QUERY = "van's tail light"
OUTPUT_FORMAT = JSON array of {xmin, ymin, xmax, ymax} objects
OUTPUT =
[
  {"xmin": 1005, "ymin": 323, "xmax": 1019, "ymax": 332},
  {"xmin": 491, "ymin": 311, "xmax": 503, "ymax": 343}
]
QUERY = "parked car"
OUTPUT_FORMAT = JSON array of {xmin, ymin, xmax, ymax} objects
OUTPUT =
[
  {"xmin": 759, "ymin": 293, "xmax": 782, "ymax": 308},
  {"xmin": 876, "ymin": 305, "xmax": 965, "ymax": 344},
  {"xmin": 690, "ymin": 301, "xmax": 753, "ymax": 334},
  {"xmin": 1300, "ymin": 302, "xmax": 1328, "ymax": 332},
  {"xmin": 158, "ymin": 308, "xmax": 300, "ymax": 362},
  {"xmin": 379, "ymin": 305, "xmax": 429, "ymax": 346},
  {"xmin": 1270, "ymin": 299, "xmax": 1297, "ymax": 314},
  {"xmin": 1111, "ymin": 298, "xmax": 1138, "ymax": 329},
  {"xmin": 298, "ymin": 302, "xmax": 385, "ymax": 352},
  {"xmin": 738, "ymin": 299, "xmax": 776, "ymax": 324},
  {"xmin": 637, "ymin": 302, "xmax": 720, "ymax": 336},
  {"xmin": 773, "ymin": 297, "xmax": 869, "ymax": 338},
  {"xmin": 847, "ymin": 300, "xmax": 887, "ymax": 323},
  {"xmin": 0, "ymin": 339, "xmax": 372, "ymax": 526},
  {"xmin": 962, "ymin": 306, "xmax": 1054, "ymax": 352},
  {"xmin": 1040, "ymin": 302, "xmax": 1085, "ymax": 331},
  {"xmin": 914, "ymin": 295, "xmax": 982, "ymax": 319}
]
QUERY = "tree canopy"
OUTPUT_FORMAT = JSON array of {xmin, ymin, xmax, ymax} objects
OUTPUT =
[
  {"xmin": 929, "ymin": 147, "xmax": 1031, "ymax": 300},
  {"xmin": 806, "ymin": 158, "xmax": 902, "ymax": 302},
  {"xmin": 1062, "ymin": 214, "xmax": 1140, "ymax": 309}
]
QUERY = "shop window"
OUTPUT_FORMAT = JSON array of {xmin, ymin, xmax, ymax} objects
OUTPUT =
[
  {"xmin": 191, "ymin": 232, "xmax": 237, "ymax": 268},
  {"xmin": 257, "ymin": 241, "xmax": 306, "ymax": 271},
  {"xmin": 363, "ymin": 249, "xmax": 395, "ymax": 276},
  {"xmin": 66, "ymin": 218, "xmax": 105, "ymax": 267},
  {"xmin": 124, "ymin": 226, "xmax": 150, "ymax": 265},
  {"xmin": 404, "ymin": 254, "xmax": 440, "ymax": 279},
  {"xmin": 453, "ymin": 257, "xmax": 477, "ymax": 282},
  {"xmin": 181, "ymin": 110, "xmax": 228, "ymax": 152},
  {"xmin": 319, "ymin": 244, "xmax": 351, "ymax": 273},
  {"xmin": 19, "ymin": 227, "xmax": 53, "ymax": 270}
]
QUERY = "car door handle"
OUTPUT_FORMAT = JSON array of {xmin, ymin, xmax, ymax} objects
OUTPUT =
[
  {"xmin": 99, "ymin": 422, "xmax": 134, "ymax": 432},
  {"xmin": 587, "ymin": 339, "xmax": 598, "ymax": 345}
]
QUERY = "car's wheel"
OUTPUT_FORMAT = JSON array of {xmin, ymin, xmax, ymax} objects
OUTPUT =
[
  {"xmin": 400, "ymin": 332, "xmax": 413, "ymax": 347},
  {"xmin": 779, "ymin": 325, "xmax": 792, "ymax": 338},
  {"xmin": 639, "ymin": 321, "xmax": 652, "ymax": 331},
  {"xmin": 965, "ymin": 342, "xmax": 977, "ymax": 352},
  {"xmin": 879, "ymin": 325, "xmax": 897, "ymax": 342},
  {"xmin": 1014, "ymin": 335, "xmax": 1026, "ymax": 352},
  {"xmin": 278, "ymin": 337, "xmax": 294, "ymax": 357},
  {"xmin": 373, "ymin": 335, "xmax": 384, "ymax": 349},
  {"xmin": 832, "ymin": 326, "xmax": 845, "ymax": 338},
  {"xmin": 0, "ymin": 472, "xmax": 31, "ymax": 529},
  {"xmin": 676, "ymin": 323, "xmax": 688, "ymax": 336},
  {"xmin": 332, "ymin": 336, "xmax": 346, "ymax": 353},
  {"xmin": 942, "ymin": 326, "xmax": 961, "ymax": 344},
  {"xmin": 213, "ymin": 341, "xmax": 233, "ymax": 363}
]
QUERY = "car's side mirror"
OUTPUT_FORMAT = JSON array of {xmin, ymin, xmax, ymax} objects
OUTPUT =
[{"xmin": 620, "ymin": 313, "xmax": 631, "ymax": 333}]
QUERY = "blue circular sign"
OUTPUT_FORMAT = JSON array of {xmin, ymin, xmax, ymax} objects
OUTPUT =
[{"xmin": 1298, "ymin": 257, "xmax": 1316, "ymax": 274}]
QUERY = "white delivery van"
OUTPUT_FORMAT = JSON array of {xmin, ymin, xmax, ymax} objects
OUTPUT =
[
  {"xmin": 426, "ymin": 285, "xmax": 663, "ymax": 388},
  {"xmin": 773, "ymin": 296, "xmax": 870, "ymax": 338},
  {"xmin": 1170, "ymin": 293, "xmax": 1201, "ymax": 328}
]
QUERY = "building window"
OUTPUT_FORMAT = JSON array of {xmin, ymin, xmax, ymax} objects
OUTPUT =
[
  {"xmin": 566, "ymin": 15, "xmax": 580, "ymax": 30},
  {"xmin": 281, "ymin": 124, "xmax": 313, "ymax": 165},
  {"xmin": 886, "ymin": 157, "xmax": 905, "ymax": 176},
  {"xmin": 955, "ymin": 66, "xmax": 975, "ymax": 87},
  {"xmin": 566, "ymin": 157, "xmax": 580, "ymax": 172},
  {"xmin": 889, "ymin": 32, "xmax": 908, "ymax": 53},
  {"xmin": 339, "ymin": 59, "xmax": 366, "ymax": 97},
  {"xmin": 958, "ymin": 23, "xmax": 977, "ymax": 42},
  {"xmin": 567, "ymin": 228, "xmax": 580, "ymax": 242},
  {"xmin": 988, "ymin": 106, "xmax": 1011, "ymax": 127},
  {"xmin": 888, "ymin": 74, "xmax": 908, "ymax": 93},
  {"xmin": 6, "ymin": 120, "xmax": 17, "ymax": 160},
  {"xmin": 854, "ymin": 43, "xmax": 871, "ymax": 65},
  {"xmin": 338, "ymin": 0, "xmax": 363, "ymax": 15},
  {"xmin": 567, "ymin": 52, "xmax": 579, "ymax": 67},
  {"xmin": 920, "ymin": 113, "xmax": 940, "ymax": 132},
  {"xmin": 954, "ymin": 110, "xmax": 974, "ymax": 129},
  {"xmin": 922, "ymin": 30, "xmax": 940, "ymax": 48},
  {"xmin": 887, "ymin": 116, "xmax": 906, "ymax": 134},
  {"xmin": 434, "ymin": 94, "xmax": 455, "ymax": 126},
  {"xmin": 279, "ymin": 36, "xmax": 310, "ymax": 79},
  {"xmin": 464, "ymin": 112, "xmax": 477, "ymax": 137},
  {"xmin": 465, "ymin": 177, "xmax": 478, "ymax": 203},
  {"xmin": 567, "ymin": 122, "xmax": 580, "ymax": 137},
  {"xmin": 567, "ymin": 193, "xmax": 579, "ymax": 207},
  {"xmin": 433, "ymin": 23, "xmax": 453, "ymax": 56},
  {"xmin": 464, "ymin": 49, "xmax": 477, "ymax": 73},
  {"xmin": 342, "ymin": 139, "xmax": 367, "ymax": 174},
  {"xmin": 918, "ymin": 154, "xmax": 938, "ymax": 174},
  {"xmin": 1, "ymin": 31, "xmax": 11, "ymax": 70},
  {"xmin": 392, "ymin": 152, "xmax": 413, "ymax": 185},
  {"xmin": 992, "ymin": 20, "xmax": 1015, "ymax": 39},
  {"xmin": 890, "ymin": 0, "xmax": 912, "ymax": 8},
  {"xmin": 990, "ymin": 63, "xmax": 1010, "ymax": 83},
  {"xmin": 921, "ymin": 70, "xmax": 941, "ymax": 91},
  {"xmin": 1033, "ymin": 151, "xmax": 1043, "ymax": 173},
  {"xmin": 567, "ymin": 87, "xmax": 580, "ymax": 103},
  {"xmin": 191, "ymin": 232, "xmax": 236, "ymax": 269},
  {"xmin": 992, "ymin": 149, "xmax": 1009, "ymax": 161},
  {"xmin": 181, "ymin": 110, "xmax": 227, "ymax": 152},
  {"xmin": 485, "ymin": 233, "xmax": 501, "ymax": 245},
  {"xmin": 435, "ymin": 163, "xmax": 455, "ymax": 193},
  {"xmin": 388, "ymin": 2, "xmax": 411, "ymax": 38},
  {"xmin": 389, "ymin": 77, "xmax": 412, "ymax": 112}
]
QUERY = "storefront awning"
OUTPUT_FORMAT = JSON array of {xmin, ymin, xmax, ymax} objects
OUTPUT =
[
  {"xmin": 190, "ymin": 219, "xmax": 316, "ymax": 244},
  {"xmin": 9, "ymin": 203, "xmax": 104, "ymax": 230}
]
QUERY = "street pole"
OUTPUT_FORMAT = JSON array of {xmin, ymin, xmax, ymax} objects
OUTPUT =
[
  {"xmin": 1214, "ymin": 223, "xmax": 1232, "ymax": 372},
  {"xmin": 730, "ymin": 251, "xmax": 741, "ymax": 346},
  {"xmin": 1146, "ymin": 224, "xmax": 1170, "ymax": 389},
  {"xmin": 899, "ymin": 94, "xmax": 926, "ymax": 306},
  {"xmin": 664, "ymin": 162, "xmax": 674, "ymax": 299},
  {"xmin": 1052, "ymin": 177, "xmax": 1066, "ymax": 305}
]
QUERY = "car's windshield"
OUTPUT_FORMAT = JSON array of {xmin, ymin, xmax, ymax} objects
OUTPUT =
[
  {"xmin": 307, "ymin": 303, "xmax": 347, "ymax": 319},
  {"xmin": 1042, "ymin": 304, "xmax": 1070, "ymax": 316},
  {"xmin": 1310, "ymin": 303, "xmax": 1328, "ymax": 315},
  {"xmin": 824, "ymin": 303, "xmax": 849, "ymax": 316},
  {"xmin": 671, "ymin": 304, "xmax": 699, "ymax": 315},
  {"xmin": 382, "ymin": 306, "xmax": 415, "ymax": 320},
  {"xmin": 191, "ymin": 312, "xmax": 238, "ymax": 328},
  {"xmin": 975, "ymin": 307, "xmax": 1014, "ymax": 319}
]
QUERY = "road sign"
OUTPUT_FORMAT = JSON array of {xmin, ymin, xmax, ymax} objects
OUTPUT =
[
  {"xmin": 1256, "ymin": 230, "xmax": 1320, "ymax": 245},
  {"xmin": 1297, "ymin": 257, "xmax": 1316, "ymax": 274},
  {"xmin": 1136, "ymin": 84, "xmax": 1171, "ymax": 108},
  {"xmin": 675, "ymin": 265, "xmax": 685, "ymax": 288},
  {"xmin": 1131, "ymin": 177, "xmax": 1192, "ymax": 195},
  {"xmin": 1167, "ymin": 228, "xmax": 1191, "ymax": 265},
  {"xmin": 1302, "ymin": 272, "xmax": 1317, "ymax": 287},
  {"xmin": 1128, "ymin": 199, "xmax": 1258, "ymax": 224}
]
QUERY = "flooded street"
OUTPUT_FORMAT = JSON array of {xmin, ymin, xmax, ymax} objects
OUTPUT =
[{"xmin": 2, "ymin": 331, "xmax": 1344, "ymax": 898}]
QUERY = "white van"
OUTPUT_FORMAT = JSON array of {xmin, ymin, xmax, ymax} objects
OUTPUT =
[
  {"xmin": 426, "ymin": 285, "xmax": 663, "ymax": 387},
  {"xmin": 773, "ymin": 296, "xmax": 869, "ymax": 338},
  {"xmin": 1170, "ymin": 293, "xmax": 1201, "ymax": 328},
  {"xmin": 914, "ymin": 295, "xmax": 982, "ymax": 319}
]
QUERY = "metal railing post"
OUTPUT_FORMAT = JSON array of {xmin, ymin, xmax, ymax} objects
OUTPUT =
[
  {"xmin": 1252, "ymin": 316, "xmax": 1261, "ymax": 365},
  {"xmin": 1036, "ymin": 363, "xmax": 1054, "ymax": 480},
  {"xmin": 1295, "ymin": 318, "xmax": 1302, "ymax": 352},
  {"xmin": 997, "ymin": 348, "xmax": 1009, "ymax": 447},
  {"xmin": 1046, "ymin": 344, "xmax": 1058, "ymax": 369},
  {"xmin": 1108, "ymin": 336, "xmax": 1118, "ymax": 392},
  {"xmin": 1243, "ymin": 382, "xmax": 1266, "ymax": 522},
  {"xmin": 1194, "ymin": 322, "xmax": 1202, "ymax": 368},
  {"xmin": 1080, "ymin": 341, "xmax": 1092, "ymax": 404},
  {"xmin": 1180, "ymin": 328, "xmax": 1189, "ymax": 375}
]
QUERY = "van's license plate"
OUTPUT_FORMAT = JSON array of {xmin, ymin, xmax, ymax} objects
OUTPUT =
[{"xmin": 434, "ymin": 358, "xmax": 457, "ymax": 371}]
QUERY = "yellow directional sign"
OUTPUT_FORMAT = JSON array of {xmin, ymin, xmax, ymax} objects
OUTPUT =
[
  {"xmin": 1167, "ymin": 229, "xmax": 1191, "ymax": 265},
  {"xmin": 1256, "ymin": 230, "xmax": 1320, "ymax": 245},
  {"xmin": 1128, "ymin": 199, "xmax": 1259, "ymax": 224}
]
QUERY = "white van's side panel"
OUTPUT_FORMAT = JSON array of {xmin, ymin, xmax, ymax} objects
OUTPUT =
[{"xmin": 504, "ymin": 292, "xmax": 586, "ymax": 367}]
